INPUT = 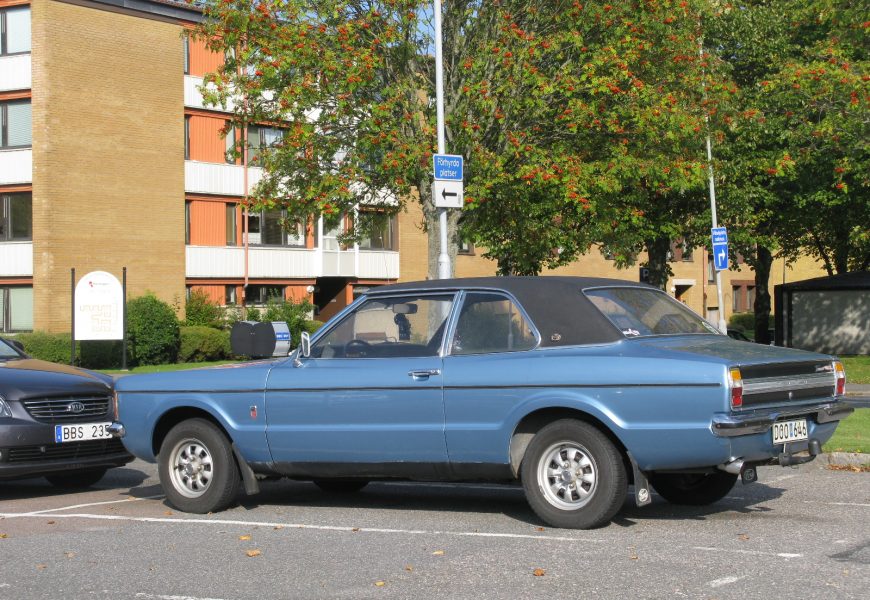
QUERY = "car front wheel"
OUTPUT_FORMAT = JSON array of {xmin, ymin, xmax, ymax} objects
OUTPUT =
[
  {"xmin": 649, "ymin": 471, "xmax": 737, "ymax": 506},
  {"xmin": 521, "ymin": 419, "xmax": 627, "ymax": 529},
  {"xmin": 158, "ymin": 418, "xmax": 240, "ymax": 514}
]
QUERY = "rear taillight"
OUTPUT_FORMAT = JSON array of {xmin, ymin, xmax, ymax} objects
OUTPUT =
[
  {"xmin": 729, "ymin": 367, "xmax": 743, "ymax": 408},
  {"xmin": 834, "ymin": 361, "xmax": 846, "ymax": 396}
]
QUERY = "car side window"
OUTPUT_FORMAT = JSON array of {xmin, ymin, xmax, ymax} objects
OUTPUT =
[
  {"xmin": 310, "ymin": 294, "xmax": 454, "ymax": 359},
  {"xmin": 451, "ymin": 293, "xmax": 537, "ymax": 355}
]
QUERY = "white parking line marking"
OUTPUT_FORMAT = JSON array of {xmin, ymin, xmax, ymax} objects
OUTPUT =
[
  {"xmin": 134, "ymin": 594, "xmax": 228, "ymax": 600},
  {"xmin": 694, "ymin": 546, "xmax": 802, "ymax": 559},
  {"xmin": 709, "ymin": 575, "xmax": 747, "ymax": 588},
  {"xmin": 0, "ymin": 512, "xmax": 598, "ymax": 543},
  {"xmin": 25, "ymin": 495, "xmax": 165, "ymax": 515},
  {"xmin": 803, "ymin": 500, "xmax": 870, "ymax": 508}
]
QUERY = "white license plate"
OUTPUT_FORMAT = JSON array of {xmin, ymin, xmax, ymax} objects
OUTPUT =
[
  {"xmin": 771, "ymin": 419, "xmax": 808, "ymax": 445},
  {"xmin": 55, "ymin": 422, "xmax": 113, "ymax": 444}
]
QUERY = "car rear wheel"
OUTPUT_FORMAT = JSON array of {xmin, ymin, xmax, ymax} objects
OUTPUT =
[
  {"xmin": 313, "ymin": 479, "xmax": 370, "ymax": 493},
  {"xmin": 45, "ymin": 468, "xmax": 107, "ymax": 489},
  {"xmin": 158, "ymin": 419, "xmax": 240, "ymax": 514},
  {"xmin": 521, "ymin": 419, "xmax": 627, "ymax": 529},
  {"xmin": 649, "ymin": 471, "xmax": 737, "ymax": 506}
]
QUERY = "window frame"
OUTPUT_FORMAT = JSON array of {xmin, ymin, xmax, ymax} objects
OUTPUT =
[
  {"xmin": 0, "ymin": 285, "xmax": 33, "ymax": 332},
  {"xmin": 1, "ymin": 6, "xmax": 31, "ymax": 57},
  {"xmin": 246, "ymin": 208, "xmax": 305, "ymax": 248},
  {"xmin": 0, "ymin": 192, "xmax": 32, "ymax": 241},
  {"xmin": 1, "ymin": 100, "xmax": 32, "ymax": 149},
  {"xmin": 446, "ymin": 290, "xmax": 541, "ymax": 356}
]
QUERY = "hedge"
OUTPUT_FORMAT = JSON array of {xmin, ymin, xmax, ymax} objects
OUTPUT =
[{"xmin": 179, "ymin": 326, "xmax": 231, "ymax": 363}]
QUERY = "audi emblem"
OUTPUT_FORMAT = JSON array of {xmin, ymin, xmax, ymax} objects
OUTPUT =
[{"xmin": 67, "ymin": 401, "xmax": 86, "ymax": 414}]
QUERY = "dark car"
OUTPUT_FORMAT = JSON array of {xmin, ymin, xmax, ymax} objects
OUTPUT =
[{"xmin": 0, "ymin": 338, "xmax": 132, "ymax": 487}]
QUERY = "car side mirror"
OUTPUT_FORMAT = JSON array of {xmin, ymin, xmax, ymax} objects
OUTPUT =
[{"xmin": 300, "ymin": 331, "xmax": 311, "ymax": 358}]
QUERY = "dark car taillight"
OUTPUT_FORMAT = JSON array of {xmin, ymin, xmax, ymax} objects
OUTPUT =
[{"xmin": 834, "ymin": 361, "xmax": 846, "ymax": 396}]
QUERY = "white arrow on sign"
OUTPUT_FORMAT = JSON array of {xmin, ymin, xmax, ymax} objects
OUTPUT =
[
  {"xmin": 718, "ymin": 248, "xmax": 726, "ymax": 265},
  {"xmin": 432, "ymin": 180, "xmax": 463, "ymax": 209}
]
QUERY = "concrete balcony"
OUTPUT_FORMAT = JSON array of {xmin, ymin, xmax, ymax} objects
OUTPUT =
[
  {"xmin": 0, "ymin": 54, "xmax": 31, "ymax": 92},
  {"xmin": 186, "ymin": 245, "xmax": 399, "ymax": 280},
  {"xmin": 0, "ymin": 149, "xmax": 32, "ymax": 185},
  {"xmin": 185, "ymin": 160, "xmax": 263, "ymax": 196},
  {"xmin": 0, "ymin": 242, "xmax": 33, "ymax": 277}
]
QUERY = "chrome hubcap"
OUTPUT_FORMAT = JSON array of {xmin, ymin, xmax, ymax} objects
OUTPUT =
[
  {"xmin": 537, "ymin": 441, "xmax": 598, "ymax": 510},
  {"xmin": 168, "ymin": 438, "xmax": 213, "ymax": 498}
]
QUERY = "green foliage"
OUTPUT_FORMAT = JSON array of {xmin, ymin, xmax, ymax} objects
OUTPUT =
[
  {"xmin": 823, "ymin": 408, "xmax": 870, "ymax": 454},
  {"xmin": 728, "ymin": 312, "xmax": 774, "ymax": 333},
  {"xmin": 80, "ymin": 340, "xmax": 123, "ymax": 370},
  {"xmin": 126, "ymin": 294, "xmax": 180, "ymax": 366},
  {"xmin": 16, "ymin": 331, "xmax": 75, "ymax": 364},
  {"xmin": 259, "ymin": 297, "xmax": 320, "ymax": 347},
  {"xmin": 184, "ymin": 289, "xmax": 225, "ymax": 329},
  {"xmin": 178, "ymin": 326, "xmax": 231, "ymax": 363}
]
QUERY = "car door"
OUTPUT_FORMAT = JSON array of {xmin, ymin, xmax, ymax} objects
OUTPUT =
[
  {"xmin": 441, "ymin": 292, "xmax": 540, "ymax": 471},
  {"xmin": 264, "ymin": 293, "xmax": 455, "ymax": 477}
]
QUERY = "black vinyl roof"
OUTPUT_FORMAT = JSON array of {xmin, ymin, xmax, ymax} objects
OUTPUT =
[
  {"xmin": 776, "ymin": 271, "xmax": 870, "ymax": 292},
  {"xmin": 368, "ymin": 276, "xmax": 655, "ymax": 347}
]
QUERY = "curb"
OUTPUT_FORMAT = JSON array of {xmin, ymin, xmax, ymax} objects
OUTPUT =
[{"xmin": 824, "ymin": 452, "xmax": 870, "ymax": 468}]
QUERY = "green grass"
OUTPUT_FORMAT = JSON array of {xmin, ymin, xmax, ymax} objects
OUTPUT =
[
  {"xmin": 841, "ymin": 356, "xmax": 870, "ymax": 385},
  {"xmin": 99, "ymin": 360, "xmax": 236, "ymax": 375},
  {"xmin": 823, "ymin": 408, "xmax": 870, "ymax": 454}
]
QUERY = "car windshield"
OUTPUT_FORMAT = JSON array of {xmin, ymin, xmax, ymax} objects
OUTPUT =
[
  {"xmin": 585, "ymin": 287, "xmax": 721, "ymax": 338},
  {"xmin": 0, "ymin": 339, "xmax": 23, "ymax": 359}
]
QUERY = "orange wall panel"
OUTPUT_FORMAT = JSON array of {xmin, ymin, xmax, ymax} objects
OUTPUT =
[
  {"xmin": 190, "ymin": 284, "xmax": 224, "ymax": 305},
  {"xmin": 188, "ymin": 114, "xmax": 230, "ymax": 163},
  {"xmin": 189, "ymin": 200, "xmax": 227, "ymax": 246},
  {"xmin": 187, "ymin": 35, "xmax": 224, "ymax": 78}
]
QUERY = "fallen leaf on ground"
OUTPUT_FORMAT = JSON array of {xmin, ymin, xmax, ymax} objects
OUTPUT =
[
  {"xmin": 405, "ymin": 565, "xmax": 413, "ymax": 572},
  {"xmin": 0, "ymin": 534, "xmax": 8, "ymax": 539},
  {"xmin": 536, "ymin": 527, "xmax": 545, "ymax": 532},
  {"xmin": 239, "ymin": 535, "xmax": 252, "ymax": 541},
  {"xmin": 629, "ymin": 546, "xmax": 639, "ymax": 560},
  {"xmin": 432, "ymin": 550, "xmax": 444, "ymax": 556},
  {"xmin": 533, "ymin": 568, "xmax": 545, "ymax": 577},
  {"xmin": 47, "ymin": 521, "xmax": 56, "ymax": 525},
  {"xmin": 738, "ymin": 534, "xmax": 750, "ymax": 541},
  {"xmin": 36, "ymin": 564, "xmax": 47, "ymax": 570},
  {"xmin": 64, "ymin": 552, "xmax": 75, "ymax": 559},
  {"xmin": 827, "ymin": 464, "xmax": 870, "ymax": 473},
  {"xmin": 164, "ymin": 511, "xmax": 173, "ymax": 516},
  {"xmin": 352, "ymin": 527, "xmax": 360, "ymax": 532},
  {"xmin": 375, "ymin": 581, "xmax": 386, "ymax": 587},
  {"xmin": 273, "ymin": 526, "xmax": 284, "ymax": 530},
  {"xmin": 245, "ymin": 550, "xmax": 262, "ymax": 557}
]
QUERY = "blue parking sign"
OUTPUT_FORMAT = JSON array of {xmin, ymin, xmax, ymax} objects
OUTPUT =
[{"xmin": 711, "ymin": 227, "xmax": 729, "ymax": 271}]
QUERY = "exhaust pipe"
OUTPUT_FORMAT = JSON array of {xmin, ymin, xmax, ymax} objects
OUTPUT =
[{"xmin": 718, "ymin": 458, "xmax": 744, "ymax": 475}]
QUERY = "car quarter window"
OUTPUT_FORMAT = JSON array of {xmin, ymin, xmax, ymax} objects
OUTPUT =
[
  {"xmin": 310, "ymin": 294, "xmax": 455, "ymax": 359},
  {"xmin": 451, "ymin": 292, "xmax": 537, "ymax": 355}
]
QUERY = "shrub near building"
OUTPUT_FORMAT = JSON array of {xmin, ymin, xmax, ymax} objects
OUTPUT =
[{"xmin": 127, "ymin": 294, "xmax": 180, "ymax": 366}]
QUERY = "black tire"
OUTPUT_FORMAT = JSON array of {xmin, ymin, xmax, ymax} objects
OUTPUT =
[
  {"xmin": 520, "ymin": 419, "xmax": 627, "ymax": 529},
  {"xmin": 313, "ymin": 479, "xmax": 370, "ymax": 493},
  {"xmin": 45, "ymin": 468, "xmax": 107, "ymax": 489},
  {"xmin": 157, "ymin": 418, "xmax": 240, "ymax": 514},
  {"xmin": 649, "ymin": 471, "xmax": 737, "ymax": 506}
]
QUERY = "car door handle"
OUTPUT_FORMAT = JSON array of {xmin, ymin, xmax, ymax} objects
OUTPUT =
[{"xmin": 408, "ymin": 369, "xmax": 441, "ymax": 380}]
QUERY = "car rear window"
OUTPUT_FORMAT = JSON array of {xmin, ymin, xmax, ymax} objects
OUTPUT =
[{"xmin": 584, "ymin": 287, "xmax": 720, "ymax": 337}]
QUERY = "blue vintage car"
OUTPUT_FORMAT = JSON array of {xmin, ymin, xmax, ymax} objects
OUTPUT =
[{"xmin": 111, "ymin": 277, "xmax": 852, "ymax": 529}]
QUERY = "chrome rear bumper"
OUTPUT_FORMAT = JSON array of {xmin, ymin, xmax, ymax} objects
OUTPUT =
[{"xmin": 712, "ymin": 400, "xmax": 853, "ymax": 437}]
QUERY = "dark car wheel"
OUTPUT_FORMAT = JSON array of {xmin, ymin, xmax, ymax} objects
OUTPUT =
[
  {"xmin": 45, "ymin": 468, "xmax": 107, "ymax": 489},
  {"xmin": 649, "ymin": 471, "xmax": 737, "ymax": 506},
  {"xmin": 313, "ymin": 479, "xmax": 370, "ymax": 493},
  {"xmin": 158, "ymin": 419, "xmax": 240, "ymax": 514},
  {"xmin": 521, "ymin": 419, "xmax": 627, "ymax": 529}
]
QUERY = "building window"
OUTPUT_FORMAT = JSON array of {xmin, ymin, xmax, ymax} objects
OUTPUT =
[
  {"xmin": 731, "ymin": 282, "xmax": 756, "ymax": 312},
  {"xmin": 0, "ymin": 193, "xmax": 31, "ymax": 241},
  {"xmin": 0, "ymin": 286, "xmax": 33, "ymax": 332},
  {"xmin": 1, "ymin": 100, "xmax": 31, "ymax": 149},
  {"xmin": 183, "ymin": 34, "xmax": 190, "ymax": 75},
  {"xmin": 184, "ymin": 201, "xmax": 191, "ymax": 245},
  {"xmin": 247, "ymin": 125, "xmax": 283, "ymax": 166},
  {"xmin": 225, "ymin": 121, "xmax": 235, "ymax": 164},
  {"xmin": 245, "ymin": 284, "xmax": 284, "ymax": 305},
  {"xmin": 225, "ymin": 285, "xmax": 237, "ymax": 305},
  {"xmin": 458, "ymin": 235, "xmax": 474, "ymax": 255},
  {"xmin": 0, "ymin": 6, "xmax": 30, "ymax": 56},
  {"xmin": 247, "ymin": 209, "xmax": 304, "ymax": 247},
  {"xmin": 358, "ymin": 212, "xmax": 396, "ymax": 250},
  {"xmin": 184, "ymin": 116, "xmax": 190, "ymax": 160},
  {"xmin": 707, "ymin": 256, "xmax": 715, "ymax": 283},
  {"xmin": 226, "ymin": 203, "xmax": 238, "ymax": 246}
]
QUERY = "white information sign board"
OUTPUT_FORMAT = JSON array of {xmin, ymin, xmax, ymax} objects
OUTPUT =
[
  {"xmin": 432, "ymin": 180, "xmax": 463, "ymax": 208},
  {"xmin": 74, "ymin": 271, "xmax": 124, "ymax": 340}
]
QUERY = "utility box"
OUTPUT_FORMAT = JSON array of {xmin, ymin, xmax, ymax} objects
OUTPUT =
[{"xmin": 230, "ymin": 321, "xmax": 292, "ymax": 358}]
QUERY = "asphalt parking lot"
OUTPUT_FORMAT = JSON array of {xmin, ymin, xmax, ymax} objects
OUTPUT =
[{"xmin": 0, "ymin": 459, "xmax": 867, "ymax": 600}]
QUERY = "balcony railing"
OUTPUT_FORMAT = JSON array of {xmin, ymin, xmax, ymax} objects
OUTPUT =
[
  {"xmin": 0, "ymin": 149, "xmax": 32, "ymax": 185},
  {"xmin": 185, "ymin": 160, "xmax": 263, "ymax": 196},
  {"xmin": 0, "ymin": 54, "xmax": 31, "ymax": 92},
  {"xmin": 186, "ymin": 245, "xmax": 399, "ymax": 280},
  {"xmin": 184, "ymin": 75, "xmax": 235, "ymax": 112},
  {"xmin": 0, "ymin": 242, "xmax": 33, "ymax": 277}
]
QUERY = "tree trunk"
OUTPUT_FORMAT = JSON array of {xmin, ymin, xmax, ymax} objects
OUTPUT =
[
  {"xmin": 753, "ymin": 244, "xmax": 773, "ymax": 344},
  {"xmin": 644, "ymin": 237, "xmax": 673, "ymax": 291}
]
